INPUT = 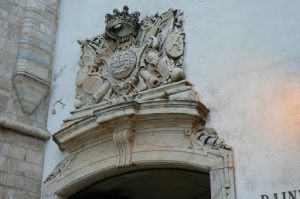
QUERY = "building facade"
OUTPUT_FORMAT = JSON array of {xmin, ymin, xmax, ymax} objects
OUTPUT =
[{"xmin": 1, "ymin": 0, "xmax": 300, "ymax": 199}]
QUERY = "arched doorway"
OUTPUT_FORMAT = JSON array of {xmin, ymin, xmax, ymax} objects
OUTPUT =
[
  {"xmin": 42, "ymin": 98, "xmax": 236, "ymax": 199},
  {"xmin": 69, "ymin": 168, "xmax": 210, "ymax": 199}
]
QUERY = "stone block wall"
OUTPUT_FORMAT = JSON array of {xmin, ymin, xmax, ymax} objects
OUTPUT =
[
  {"xmin": 0, "ymin": 0, "xmax": 26, "ymax": 120},
  {"xmin": 0, "ymin": 0, "xmax": 58, "ymax": 129},
  {"xmin": 0, "ymin": 0, "xmax": 59, "ymax": 198},
  {"xmin": 0, "ymin": 128, "xmax": 45, "ymax": 199}
]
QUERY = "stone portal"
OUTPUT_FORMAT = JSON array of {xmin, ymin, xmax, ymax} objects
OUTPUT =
[{"xmin": 69, "ymin": 169, "xmax": 210, "ymax": 199}]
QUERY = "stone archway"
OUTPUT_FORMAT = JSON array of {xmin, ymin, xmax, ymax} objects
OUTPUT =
[
  {"xmin": 43, "ymin": 146, "xmax": 235, "ymax": 199},
  {"xmin": 69, "ymin": 168, "xmax": 211, "ymax": 199},
  {"xmin": 42, "ymin": 90, "xmax": 236, "ymax": 199}
]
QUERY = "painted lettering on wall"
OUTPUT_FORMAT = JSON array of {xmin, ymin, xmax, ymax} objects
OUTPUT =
[{"xmin": 261, "ymin": 190, "xmax": 300, "ymax": 199}]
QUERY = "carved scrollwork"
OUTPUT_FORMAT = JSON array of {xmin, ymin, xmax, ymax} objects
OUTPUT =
[
  {"xmin": 184, "ymin": 127, "xmax": 232, "ymax": 151},
  {"xmin": 74, "ymin": 6, "xmax": 186, "ymax": 109}
]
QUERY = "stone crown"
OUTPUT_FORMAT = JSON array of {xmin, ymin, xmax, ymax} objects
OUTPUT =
[{"xmin": 105, "ymin": 5, "xmax": 140, "ymax": 30}]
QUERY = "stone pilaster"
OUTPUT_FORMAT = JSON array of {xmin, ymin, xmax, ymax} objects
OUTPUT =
[
  {"xmin": 0, "ymin": 0, "xmax": 59, "ymax": 198},
  {"xmin": 12, "ymin": 0, "xmax": 58, "ymax": 115}
]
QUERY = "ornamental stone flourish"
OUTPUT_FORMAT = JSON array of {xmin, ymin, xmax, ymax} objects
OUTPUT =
[{"xmin": 43, "ymin": 6, "xmax": 236, "ymax": 199}]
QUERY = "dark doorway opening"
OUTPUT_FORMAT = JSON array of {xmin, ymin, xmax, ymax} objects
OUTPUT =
[{"xmin": 69, "ymin": 168, "xmax": 211, "ymax": 199}]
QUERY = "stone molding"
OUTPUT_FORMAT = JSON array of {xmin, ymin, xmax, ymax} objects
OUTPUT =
[
  {"xmin": 113, "ymin": 128, "xmax": 134, "ymax": 167},
  {"xmin": 44, "ymin": 82, "xmax": 236, "ymax": 198},
  {"xmin": 43, "ymin": 134, "xmax": 236, "ymax": 198},
  {"xmin": 53, "ymin": 80, "xmax": 206, "ymax": 151},
  {"xmin": 0, "ymin": 116, "xmax": 50, "ymax": 140}
]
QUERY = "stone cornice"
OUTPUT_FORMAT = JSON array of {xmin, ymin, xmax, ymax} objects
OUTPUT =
[
  {"xmin": 53, "ymin": 99, "xmax": 208, "ymax": 151},
  {"xmin": 0, "ymin": 117, "xmax": 50, "ymax": 140},
  {"xmin": 53, "ymin": 81, "xmax": 209, "ymax": 151},
  {"xmin": 13, "ymin": 68, "xmax": 51, "ymax": 86}
]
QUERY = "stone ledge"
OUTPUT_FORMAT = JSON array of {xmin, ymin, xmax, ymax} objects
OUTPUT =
[
  {"xmin": 0, "ymin": 117, "xmax": 50, "ymax": 140},
  {"xmin": 53, "ymin": 99, "xmax": 208, "ymax": 151}
]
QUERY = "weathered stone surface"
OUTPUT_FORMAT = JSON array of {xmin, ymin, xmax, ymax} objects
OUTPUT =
[
  {"xmin": 0, "ymin": 189, "xmax": 14, "ymax": 199},
  {"xmin": 0, "ymin": 156, "xmax": 7, "ymax": 172},
  {"xmin": 74, "ymin": 6, "xmax": 186, "ymax": 109},
  {"xmin": 0, "ymin": 188, "xmax": 40, "ymax": 199},
  {"xmin": 2, "ymin": 143, "xmax": 27, "ymax": 160},
  {"xmin": 0, "ymin": 0, "xmax": 58, "ymax": 128},
  {"xmin": 54, "ymin": 80, "xmax": 207, "ymax": 150},
  {"xmin": 0, "ymin": 93, "xmax": 10, "ymax": 112},
  {"xmin": 0, "ymin": 117, "xmax": 50, "ymax": 140},
  {"xmin": 25, "ymin": 148, "xmax": 44, "ymax": 165},
  {"xmin": 12, "ymin": 2, "xmax": 58, "ymax": 115},
  {"xmin": 13, "ymin": 71, "xmax": 50, "ymax": 115},
  {"xmin": 23, "ymin": 177, "xmax": 42, "ymax": 193},
  {"xmin": 0, "ymin": 53, "xmax": 17, "ymax": 78},
  {"xmin": 45, "ymin": 95, "xmax": 235, "ymax": 198},
  {"xmin": 0, "ymin": 128, "xmax": 46, "ymax": 197},
  {"xmin": 18, "ymin": 161, "xmax": 43, "ymax": 179}
]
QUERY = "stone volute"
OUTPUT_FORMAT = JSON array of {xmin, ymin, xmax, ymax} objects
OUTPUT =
[{"xmin": 43, "ymin": 6, "xmax": 236, "ymax": 199}]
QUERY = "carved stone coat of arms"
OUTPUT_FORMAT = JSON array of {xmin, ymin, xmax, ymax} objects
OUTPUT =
[{"xmin": 74, "ymin": 6, "xmax": 185, "ymax": 108}]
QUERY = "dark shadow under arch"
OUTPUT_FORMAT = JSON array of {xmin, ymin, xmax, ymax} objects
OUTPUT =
[{"xmin": 69, "ymin": 168, "xmax": 211, "ymax": 199}]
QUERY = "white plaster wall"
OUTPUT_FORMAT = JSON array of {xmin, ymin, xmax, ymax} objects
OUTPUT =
[{"xmin": 45, "ymin": 0, "xmax": 300, "ymax": 198}]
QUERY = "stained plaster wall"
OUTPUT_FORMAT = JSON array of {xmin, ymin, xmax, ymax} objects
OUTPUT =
[{"xmin": 45, "ymin": 0, "xmax": 300, "ymax": 198}]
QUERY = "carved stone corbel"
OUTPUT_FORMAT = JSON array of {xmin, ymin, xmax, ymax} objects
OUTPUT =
[{"xmin": 113, "ymin": 127, "xmax": 134, "ymax": 167}]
